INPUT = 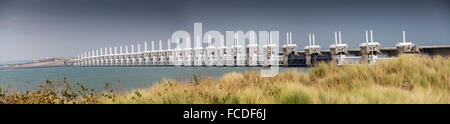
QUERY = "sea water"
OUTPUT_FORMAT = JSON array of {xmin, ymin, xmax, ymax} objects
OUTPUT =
[{"xmin": 0, "ymin": 67, "xmax": 308, "ymax": 91}]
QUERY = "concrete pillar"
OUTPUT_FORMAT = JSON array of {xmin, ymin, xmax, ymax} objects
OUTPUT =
[
  {"xmin": 305, "ymin": 49, "xmax": 312, "ymax": 67},
  {"xmin": 360, "ymin": 46, "xmax": 370, "ymax": 63},
  {"xmin": 163, "ymin": 51, "xmax": 169, "ymax": 65},
  {"xmin": 246, "ymin": 47, "xmax": 250, "ymax": 66},
  {"xmin": 283, "ymin": 46, "xmax": 297, "ymax": 67},
  {"xmin": 330, "ymin": 47, "xmax": 338, "ymax": 64},
  {"xmin": 304, "ymin": 47, "xmax": 320, "ymax": 67},
  {"xmin": 264, "ymin": 47, "xmax": 270, "ymax": 66},
  {"xmin": 232, "ymin": 48, "xmax": 237, "ymax": 66},
  {"xmin": 396, "ymin": 45, "xmax": 420, "ymax": 56},
  {"xmin": 330, "ymin": 46, "xmax": 348, "ymax": 64},
  {"xmin": 283, "ymin": 47, "xmax": 290, "ymax": 67},
  {"xmin": 413, "ymin": 45, "xmax": 420, "ymax": 53}
]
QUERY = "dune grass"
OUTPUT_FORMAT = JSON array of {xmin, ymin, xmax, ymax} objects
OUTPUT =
[{"xmin": 103, "ymin": 55, "xmax": 449, "ymax": 104}]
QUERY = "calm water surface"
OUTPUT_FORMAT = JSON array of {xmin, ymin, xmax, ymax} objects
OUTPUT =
[{"xmin": 0, "ymin": 67, "xmax": 308, "ymax": 91}]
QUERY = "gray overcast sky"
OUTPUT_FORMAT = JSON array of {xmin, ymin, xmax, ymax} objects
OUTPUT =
[{"xmin": 0, "ymin": 0, "xmax": 449, "ymax": 61}]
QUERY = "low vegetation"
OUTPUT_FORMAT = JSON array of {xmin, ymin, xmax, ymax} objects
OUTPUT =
[
  {"xmin": 0, "ymin": 78, "xmax": 117, "ymax": 104},
  {"xmin": 1, "ymin": 55, "xmax": 449, "ymax": 104}
]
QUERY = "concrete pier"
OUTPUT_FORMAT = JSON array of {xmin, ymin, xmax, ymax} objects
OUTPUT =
[
  {"xmin": 283, "ymin": 32, "xmax": 297, "ymax": 67},
  {"xmin": 304, "ymin": 33, "xmax": 321, "ymax": 66},
  {"xmin": 359, "ymin": 30, "xmax": 381, "ymax": 64}
]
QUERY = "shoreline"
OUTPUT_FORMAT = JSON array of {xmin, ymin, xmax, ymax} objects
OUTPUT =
[{"xmin": 0, "ymin": 61, "xmax": 68, "ymax": 70}]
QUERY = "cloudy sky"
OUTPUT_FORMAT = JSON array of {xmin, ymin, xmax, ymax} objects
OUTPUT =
[{"xmin": 0, "ymin": 0, "xmax": 448, "ymax": 61}]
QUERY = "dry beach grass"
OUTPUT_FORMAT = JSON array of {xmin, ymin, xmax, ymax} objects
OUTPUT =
[{"xmin": 106, "ymin": 55, "xmax": 449, "ymax": 104}]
